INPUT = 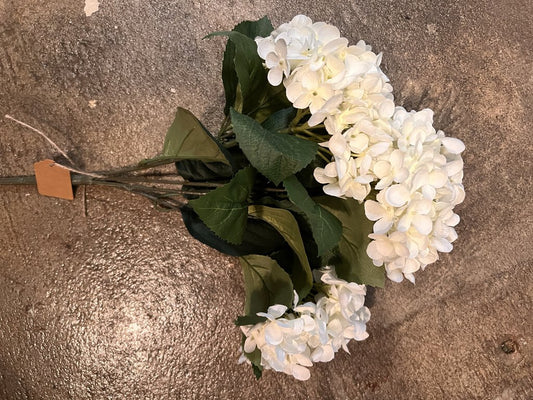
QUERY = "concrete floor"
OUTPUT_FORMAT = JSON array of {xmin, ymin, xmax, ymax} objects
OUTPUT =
[{"xmin": 0, "ymin": 0, "xmax": 532, "ymax": 399}]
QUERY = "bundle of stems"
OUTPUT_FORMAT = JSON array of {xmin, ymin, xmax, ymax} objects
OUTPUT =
[{"xmin": 0, "ymin": 115, "xmax": 287, "ymax": 211}]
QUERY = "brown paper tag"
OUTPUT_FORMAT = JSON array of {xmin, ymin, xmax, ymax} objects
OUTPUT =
[{"xmin": 34, "ymin": 159, "xmax": 74, "ymax": 200}]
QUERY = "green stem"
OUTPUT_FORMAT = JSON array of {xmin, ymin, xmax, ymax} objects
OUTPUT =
[
  {"xmin": 294, "ymin": 134, "xmax": 320, "ymax": 142},
  {"xmin": 107, "ymin": 176, "xmax": 226, "ymax": 187},
  {"xmin": 279, "ymin": 124, "xmax": 325, "ymax": 135},
  {"xmin": 97, "ymin": 158, "xmax": 179, "ymax": 176},
  {"xmin": 0, "ymin": 173, "xmax": 227, "ymax": 189},
  {"xmin": 302, "ymin": 129, "xmax": 328, "ymax": 141},
  {"xmin": 94, "ymin": 181, "xmax": 209, "ymax": 196},
  {"xmin": 0, "ymin": 172, "xmax": 286, "ymax": 195},
  {"xmin": 290, "ymin": 108, "xmax": 310, "ymax": 127},
  {"xmin": 0, "ymin": 175, "xmax": 36, "ymax": 185},
  {"xmin": 223, "ymin": 140, "xmax": 239, "ymax": 148},
  {"xmin": 317, "ymin": 150, "xmax": 331, "ymax": 163},
  {"xmin": 293, "ymin": 133, "xmax": 329, "ymax": 145},
  {"xmin": 219, "ymin": 130, "xmax": 234, "ymax": 139},
  {"xmin": 218, "ymin": 114, "xmax": 231, "ymax": 136},
  {"xmin": 318, "ymin": 146, "xmax": 332, "ymax": 156}
]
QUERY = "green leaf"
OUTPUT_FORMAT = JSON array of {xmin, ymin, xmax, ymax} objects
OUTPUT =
[
  {"xmin": 180, "ymin": 205, "xmax": 287, "ymax": 257},
  {"xmin": 283, "ymin": 176, "xmax": 342, "ymax": 256},
  {"xmin": 175, "ymin": 158, "xmax": 233, "ymax": 182},
  {"xmin": 296, "ymin": 155, "xmax": 328, "ymax": 189},
  {"xmin": 232, "ymin": 16, "xmax": 273, "ymax": 39},
  {"xmin": 220, "ymin": 17, "xmax": 273, "ymax": 114},
  {"xmin": 206, "ymin": 31, "xmax": 266, "ymax": 112},
  {"xmin": 221, "ymin": 39, "xmax": 238, "ymax": 115},
  {"xmin": 230, "ymin": 109, "xmax": 318, "ymax": 185},
  {"xmin": 175, "ymin": 122, "xmax": 235, "ymax": 181},
  {"xmin": 261, "ymin": 107, "xmax": 297, "ymax": 132},
  {"xmin": 140, "ymin": 108, "xmax": 231, "ymax": 166},
  {"xmin": 188, "ymin": 167, "xmax": 255, "ymax": 245},
  {"xmin": 251, "ymin": 83, "xmax": 292, "ymax": 124},
  {"xmin": 252, "ymin": 364, "xmax": 263, "ymax": 379},
  {"xmin": 248, "ymin": 205, "xmax": 313, "ymax": 299},
  {"xmin": 315, "ymin": 196, "xmax": 385, "ymax": 288},
  {"xmin": 239, "ymin": 254, "xmax": 294, "ymax": 316},
  {"xmin": 235, "ymin": 315, "xmax": 266, "ymax": 326}
]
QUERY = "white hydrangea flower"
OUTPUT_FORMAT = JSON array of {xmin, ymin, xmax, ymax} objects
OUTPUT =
[
  {"xmin": 264, "ymin": 39, "xmax": 290, "ymax": 86},
  {"xmin": 256, "ymin": 15, "xmax": 464, "ymax": 285},
  {"xmin": 239, "ymin": 266, "xmax": 371, "ymax": 380},
  {"xmin": 285, "ymin": 67, "xmax": 336, "ymax": 113},
  {"xmin": 313, "ymin": 116, "xmax": 395, "ymax": 201},
  {"xmin": 364, "ymin": 108, "xmax": 465, "ymax": 282},
  {"xmin": 256, "ymin": 15, "xmax": 395, "ymax": 203}
]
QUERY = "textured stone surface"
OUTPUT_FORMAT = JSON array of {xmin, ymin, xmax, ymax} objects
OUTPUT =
[{"xmin": 0, "ymin": 1, "xmax": 532, "ymax": 399}]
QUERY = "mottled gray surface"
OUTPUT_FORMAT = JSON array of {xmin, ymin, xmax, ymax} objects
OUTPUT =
[{"xmin": 0, "ymin": 0, "xmax": 532, "ymax": 399}]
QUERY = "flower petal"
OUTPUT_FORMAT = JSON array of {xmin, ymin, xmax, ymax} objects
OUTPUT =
[
  {"xmin": 243, "ymin": 336, "xmax": 257, "ymax": 353},
  {"xmin": 373, "ymin": 217, "xmax": 393, "ymax": 234},
  {"xmin": 267, "ymin": 304, "xmax": 287, "ymax": 319},
  {"xmin": 441, "ymin": 137, "xmax": 465, "ymax": 154},
  {"xmin": 364, "ymin": 200, "xmax": 386, "ymax": 221},
  {"xmin": 291, "ymin": 364, "xmax": 311, "ymax": 381},
  {"xmin": 411, "ymin": 214, "xmax": 433, "ymax": 235},
  {"xmin": 328, "ymin": 133, "xmax": 348, "ymax": 156},
  {"xmin": 385, "ymin": 184, "xmax": 411, "ymax": 207},
  {"xmin": 264, "ymin": 323, "xmax": 283, "ymax": 345},
  {"xmin": 267, "ymin": 67, "xmax": 283, "ymax": 86}
]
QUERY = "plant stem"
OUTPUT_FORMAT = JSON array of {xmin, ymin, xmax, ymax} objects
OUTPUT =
[
  {"xmin": 279, "ymin": 124, "xmax": 325, "ymax": 135},
  {"xmin": 302, "ymin": 129, "xmax": 328, "ymax": 141},
  {"xmin": 290, "ymin": 108, "xmax": 309, "ymax": 127},
  {"xmin": 219, "ymin": 131, "xmax": 234, "ymax": 140},
  {"xmin": 0, "ymin": 173, "xmax": 227, "ymax": 188},
  {"xmin": 92, "ymin": 180, "xmax": 209, "ymax": 196},
  {"xmin": 0, "ymin": 175, "xmax": 37, "ymax": 185},
  {"xmin": 107, "ymin": 176, "xmax": 226, "ymax": 187},
  {"xmin": 223, "ymin": 140, "xmax": 239, "ymax": 148},
  {"xmin": 294, "ymin": 133, "xmax": 327, "ymax": 144},
  {"xmin": 99, "ymin": 158, "xmax": 179, "ymax": 176},
  {"xmin": 218, "ymin": 114, "xmax": 231, "ymax": 136},
  {"xmin": 317, "ymin": 150, "xmax": 331, "ymax": 163},
  {"xmin": 0, "ymin": 172, "xmax": 286, "ymax": 195}
]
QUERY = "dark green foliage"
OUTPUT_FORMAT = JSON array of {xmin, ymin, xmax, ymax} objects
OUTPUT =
[
  {"xmin": 239, "ymin": 254, "xmax": 294, "ymax": 316},
  {"xmin": 219, "ymin": 17, "xmax": 274, "ymax": 114},
  {"xmin": 261, "ymin": 107, "xmax": 297, "ymax": 132},
  {"xmin": 189, "ymin": 167, "xmax": 255, "ymax": 244},
  {"xmin": 234, "ymin": 315, "xmax": 267, "ymax": 326},
  {"xmin": 140, "ymin": 108, "xmax": 231, "ymax": 167},
  {"xmin": 316, "ymin": 196, "xmax": 386, "ymax": 287},
  {"xmin": 252, "ymin": 364, "xmax": 263, "ymax": 379},
  {"xmin": 283, "ymin": 176, "xmax": 342, "ymax": 256},
  {"xmin": 230, "ymin": 109, "xmax": 317, "ymax": 185},
  {"xmin": 207, "ymin": 31, "xmax": 267, "ymax": 115},
  {"xmin": 248, "ymin": 205, "xmax": 313, "ymax": 299},
  {"xmin": 180, "ymin": 205, "xmax": 288, "ymax": 256}
]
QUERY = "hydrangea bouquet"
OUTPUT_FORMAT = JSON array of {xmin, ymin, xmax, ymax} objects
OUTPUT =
[{"xmin": 2, "ymin": 15, "xmax": 465, "ymax": 381}]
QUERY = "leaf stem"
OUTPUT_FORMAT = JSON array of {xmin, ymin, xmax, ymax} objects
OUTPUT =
[
  {"xmin": 317, "ymin": 150, "xmax": 331, "ymax": 163},
  {"xmin": 218, "ymin": 114, "xmax": 231, "ymax": 136},
  {"xmin": 290, "ymin": 108, "xmax": 310, "ymax": 127},
  {"xmin": 0, "ymin": 172, "xmax": 286, "ymax": 196},
  {"xmin": 223, "ymin": 140, "xmax": 239, "ymax": 148},
  {"xmin": 279, "ymin": 124, "xmax": 325, "ymax": 135},
  {"xmin": 101, "ymin": 158, "xmax": 180, "ymax": 176},
  {"xmin": 0, "ymin": 175, "xmax": 36, "ymax": 185}
]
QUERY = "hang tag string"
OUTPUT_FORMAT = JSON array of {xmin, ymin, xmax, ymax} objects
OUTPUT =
[{"xmin": 5, "ymin": 114, "xmax": 75, "ymax": 165}]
